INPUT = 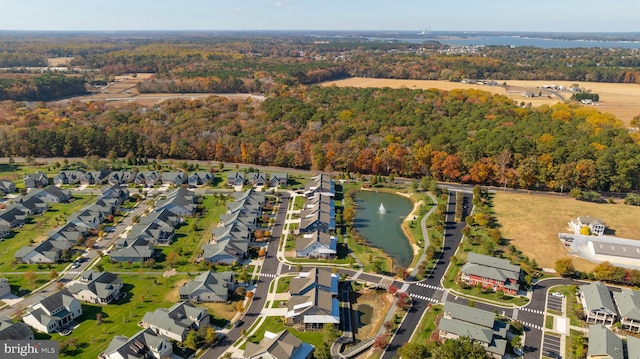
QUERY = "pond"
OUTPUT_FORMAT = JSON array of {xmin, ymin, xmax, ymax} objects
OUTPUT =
[{"xmin": 353, "ymin": 190, "xmax": 414, "ymax": 268}]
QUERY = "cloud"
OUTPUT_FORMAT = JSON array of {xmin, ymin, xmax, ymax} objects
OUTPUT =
[
  {"xmin": 231, "ymin": 7, "xmax": 243, "ymax": 13},
  {"xmin": 274, "ymin": 0, "xmax": 292, "ymax": 8}
]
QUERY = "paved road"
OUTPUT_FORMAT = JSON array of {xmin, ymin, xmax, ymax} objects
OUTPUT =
[
  {"xmin": 201, "ymin": 193, "xmax": 290, "ymax": 359},
  {"xmin": 382, "ymin": 191, "xmax": 470, "ymax": 359}
]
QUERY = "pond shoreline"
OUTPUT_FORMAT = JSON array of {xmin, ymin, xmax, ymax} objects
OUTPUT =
[{"xmin": 357, "ymin": 187, "xmax": 422, "ymax": 269}]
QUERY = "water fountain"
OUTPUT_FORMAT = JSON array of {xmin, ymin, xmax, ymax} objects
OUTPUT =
[{"xmin": 378, "ymin": 202, "xmax": 386, "ymax": 214}]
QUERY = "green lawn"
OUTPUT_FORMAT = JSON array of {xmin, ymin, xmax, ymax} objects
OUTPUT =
[
  {"xmin": 410, "ymin": 304, "xmax": 442, "ymax": 344},
  {"xmin": 545, "ymin": 315, "xmax": 554, "ymax": 329},
  {"xmin": 246, "ymin": 316, "xmax": 325, "ymax": 348},
  {"xmin": 292, "ymin": 196, "xmax": 306, "ymax": 211},
  {"xmin": 3, "ymin": 273, "xmax": 51, "ymax": 298},
  {"xmin": 47, "ymin": 273, "xmax": 221, "ymax": 359},
  {"xmin": 0, "ymin": 195, "xmax": 96, "ymax": 273},
  {"xmin": 276, "ymin": 276, "xmax": 292, "ymax": 293}
]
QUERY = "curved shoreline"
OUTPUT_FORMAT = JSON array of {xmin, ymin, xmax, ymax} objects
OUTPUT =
[{"xmin": 358, "ymin": 187, "xmax": 422, "ymax": 268}]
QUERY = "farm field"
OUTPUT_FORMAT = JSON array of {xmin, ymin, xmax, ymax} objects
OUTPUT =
[
  {"xmin": 493, "ymin": 192, "xmax": 640, "ymax": 272},
  {"xmin": 321, "ymin": 77, "xmax": 640, "ymax": 126}
]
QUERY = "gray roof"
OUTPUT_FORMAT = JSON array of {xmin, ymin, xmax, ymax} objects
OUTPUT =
[
  {"xmin": 590, "ymin": 241, "xmax": 640, "ymax": 260},
  {"xmin": 142, "ymin": 302, "xmax": 207, "ymax": 338},
  {"xmin": 580, "ymin": 281, "xmax": 617, "ymax": 314},
  {"xmin": 296, "ymin": 231, "xmax": 336, "ymax": 253},
  {"xmin": 104, "ymin": 327, "xmax": 171, "ymax": 359},
  {"xmin": 68, "ymin": 271, "xmax": 122, "ymax": 301},
  {"xmin": 462, "ymin": 253, "xmax": 521, "ymax": 286},
  {"xmin": 179, "ymin": 271, "xmax": 233, "ymax": 300},
  {"xmin": 0, "ymin": 318, "xmax": 32, "ymax": 340},
  {"xmin": 587, "ymin": 324, "xmax": 623, "ymax": 359},
  {"xmin": 290, "ymin": 268, "xmax": 337, "ymax": 296},
  {"xmin": 444, "ymin": 301, "xmax": 496, "ymax": 328},
  {"xmin": 439, "ymin": 316, "xmax": 493, "ymax": 343},
  {"xmin": 626, "ymin": 335, "xmax": 640, "ymax": 359},
  {"xmin": 244, "ymin": 330, "xmax": 312, "ymax": 359},
  {"xmin": 613, "ymin": 288, "xmax": 640, "ymax": 322}
]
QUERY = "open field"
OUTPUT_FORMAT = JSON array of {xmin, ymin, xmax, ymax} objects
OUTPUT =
[
  {"xmin": 47, "ymin": 57, "xmax": 74, "ymax": 66},
  {"xmin": 321, "ymin": 77, "xmax": 640, "ymax": 126},
  {"xmin": 493, "ymin": 192, "xmax": 640, "ymax": 272}
]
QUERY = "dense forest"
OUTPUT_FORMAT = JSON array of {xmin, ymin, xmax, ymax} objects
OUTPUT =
[
  {"xmin": 2, "ymin": 33, "xmax": 640, "ymax": 101},
  {"xmin": 1, "ymin": 85, "xmax": 639, "ymax": 192},
  {"xmin": 0, "ymin": 74, "xmax": 87, "ymax": 101}
]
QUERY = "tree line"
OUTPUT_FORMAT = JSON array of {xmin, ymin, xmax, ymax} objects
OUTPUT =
[{"xmin": 1, "ymin": 86, "xmax": 640, "ymax": 192}]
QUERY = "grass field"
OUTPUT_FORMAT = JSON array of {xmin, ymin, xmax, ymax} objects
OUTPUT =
[
  {"xmin": 410, "ymin": 304, "xmax": 442, "ymax": 344},
  {"xmin": 245, "ymin": 316, "xmax": 325, "ymax": 348},
  {"xmin": 321, "ymin": 77, "xmax": 640, "ymax": 126},
  {"xmin": 49, "ymin": 273, "xmax": 192, "ymax": 359},
  {"xmin": 493, "ymin": 192, "xmax": 640, "ymax": 272},
  {"xmin": 0, "ymin": 195, "xmax": 96, "ymax": 273}
]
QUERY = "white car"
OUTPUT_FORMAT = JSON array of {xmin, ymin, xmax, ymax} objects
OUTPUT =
[
  {"xmin": 551, "ymin": 292, "xmax": 564, "ymax": 298},
  {"xmin": 71, "ymin": 262, "xmax": 81, "ymax": 269}
]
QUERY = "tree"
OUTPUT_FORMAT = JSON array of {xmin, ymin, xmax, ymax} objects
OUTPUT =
[
  {"xmin": 24, "ymin": 270, "xmax": 36, "ymax": 287},
  {"xmin": 322, "ymin": 323, "xmax": 340, "ymax": 343},
  {"xmin": 593, "ymin": 261, "xmax": 625, "ymax": 282},
  {"xmin": 387, "ymin": 284, "xmax": 398, "ymax": 295},
  {"xmin": 431, "ymin": 336, "xmax": 490, "ymax": 359},
  {"xmin": 373, "ymin": 334, "xmax": 388, "ymax": 349},
  {"xmin": 96, "ymin": 313, "xmax": 103, "ymax": 326},
  {"xmin": 237, "ymin": 269, "xmax": 250, "ymax": 283},
  {"xmin": 49, "ymin": 269, "xmax": 58, "ymax": 280},
  {"xmin": 396, "ymin": 292, "xmax": 411, "ymax": 310},
  {"xmin": 258, "ymin": 247, "xmax": 266, "ymax": 258},
  {"xmin": 399, "ymin": 342, "xmax": 430, "ymax": 359},
  {"xmin": 166, "ymin": 252, "xmax": 179, "ymax": 267},
  {"xmin": 314, "ymin": 343, "xmax": 332, "ymax": 359},
  {"xmin": 185, "ymin": 330, "xmax": 200, "ymax": 350},
  {"xmin": 511, "ymin": 335, "xmax": 522, "ymax": 349},
  {"xmin": 555, "ymin": 258, "xmax": 576, "ymax": 277}
]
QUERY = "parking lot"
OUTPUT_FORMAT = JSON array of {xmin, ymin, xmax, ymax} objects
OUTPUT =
[
  {"xmin": 547, "ymin": 292, "xmax": 564, "ymax": 313},
  {"xmin": 542, "ymin": 333, "xmax": 562, "ymax": 358}
]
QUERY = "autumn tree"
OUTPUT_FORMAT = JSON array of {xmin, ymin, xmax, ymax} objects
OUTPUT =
[
  {"xmin": 431, "ymin": 336, "xmax": 490, "ymax": 359},
  {"xmin": 24, "ymin": 270, "xmax": 36, "ymax": 288},
  {"xmin": 593, "ymin": 261, "xmax": 625, "ymax": 282},
  {"xmin": 555, "ymin": 258, "xmax": 576, "ymax": 277}
]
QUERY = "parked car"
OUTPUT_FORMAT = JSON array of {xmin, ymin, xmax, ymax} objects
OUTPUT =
[{"xmin": 551, "ymin": 292, "xmax": 564, "ymax": 298}]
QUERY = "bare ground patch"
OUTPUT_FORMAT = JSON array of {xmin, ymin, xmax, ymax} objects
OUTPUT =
[{"xmin": 493, "ymin": 192, "xmax": 640, "ymax": 272}]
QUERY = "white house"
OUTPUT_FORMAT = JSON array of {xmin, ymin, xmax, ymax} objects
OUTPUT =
[
  {"xmin": 570, "ymin": 216, "xmax": 606, "ymax": 236},
  {"xmin": 22, "ymin": 290, "xmax": 82, "ymax": 333}
]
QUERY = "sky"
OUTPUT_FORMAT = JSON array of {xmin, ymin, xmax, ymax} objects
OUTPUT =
[{"xmin": 0, "ymin": 0, "xmax": 638, "ymax": 32}]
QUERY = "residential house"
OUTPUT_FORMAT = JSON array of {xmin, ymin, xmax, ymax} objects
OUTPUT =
[
  {"xmin": 179, "ymin": 271, "xmax": 234, "ymax": 303},
  {"xmin": 460, "ymin": 253, "xmax": 522, "ymax": 295},
  {"xmin": 188, "ymin": 172, "xmax": 213, "ymax": 187},
  {"xmin": 0, "ymin": 317, "xmax": 34, "ymax": 341},
  {"xmin": 299, "ymin": 206, "xmax": 335, "ymax": 234},
  {"xmin": 67, "ymin": 207, "xmax": 104, "ymax": 230},
  {"xmin": 296, "ymin": 231, "xmax": 337, "ymax": 259},
  {"xmin": 285, "ymin": 268, "xmax": 339, "ymax": 331},
  {"xmin": 201, "ymin": 239, "xmax": 248, "ymax": 265},
  {"xmin": 587, "ymin": 324, "xmax": 623, "ymax": 359},
  {"xmin": 227, "ymin": 172, "xmax": 245, "ymax": 187},
  {"xmin": 627, "ymin": 336, "xmax": 640, "ymax": 359},
  {"xmin": 135, "ymin": 171, "xmax": 161, "ymax": 187},
  {"xmin": 140, "ymin": 302, "xmax": 210, "ymax": 343},
  {"xmin": 23, "ymin": 172, "xmax": 49, "ymax": 188},
  {"xmin": 27, "ymin": 186, "xmax": 71, "ymax": 203},
  {"xmin": 0, "ymin": 278, "xmax": 10, "ymax": 297},
  {"xmin": 81, "ymin": 170, "xmax": 110, "ymax": 185},
  {"xmin": 0, "ymin": 225, "xmax": 10, "ymax": 240},
  {"xmin": 154, "ymin": 187, "xmax": 197, "ymax": 217},
  {"xmin": 614, "ymin": 288, "xmax": 640, "ymax": 332},
  {"xmin": 100, "ymin": 327, "xmax": 172, "ymax": 359},
  {"xmin": 0, "ymin": 206, "xmax": 28, "ymax": 228},
  {"xmin": 101, "ymin": 184, "xmax": 130, "ymax": 205},
  {"xmin": 47, "ymin": 223, "xmax": 85, "ymax": 244},
  {"xmin": 110, "ymin": 237, "xmax": 155, "ymax": 263},
  {"xmin": 14, "ymin": 237, "xmax": 73, "ymax": 264},
  {"xmin": 438, "ymin": 301, "xmax": 509, "ymax": 359},
  {"xmin": 580, "ymin": 281, "xmax": 618, "ymax": 325},
  {"xmin": 268, "ymin": 172, "xmax": 288, "ymax": 187},
  {"xmin": 17, "ymin": 196, "xmax": 49, "ymax": 215},
  {"xmin": 243, "ymin": 330, "xmax": 314, "ymax": 359},
  {"xmin": 161, "ymin": 171, "xmax": 186, "ymax": 186},
  {"xmin": 107, "ymin": 171, "xmax": 134, "ymax": 185},
  {"xmin": 53, "ymin": 170, "xmax": 85, "ymax": 186},
  {"xmin": 303, "ymin": 174, "xmax": 334, "ymax": 198},
  {"xmin": 22, "ymin": 289, "xmax": 82, "ymax": 334},
  {"xmin": 68, "ymin": 270, "xmax": 123, "ymax": 304},
  {"xmin": 128, "ymin": 220, "xmax": 175, "ymax": 246},
  {"xmin": 247, "ymin": 172, "xmax": 268, "ymax": 187},
  {"xmin": 0, "ymin": 180, "xmax": 16, "ymax": 194},
  {"xmin": 571, "ymin": 216, "xmax": 606, "ymax": 236}
]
